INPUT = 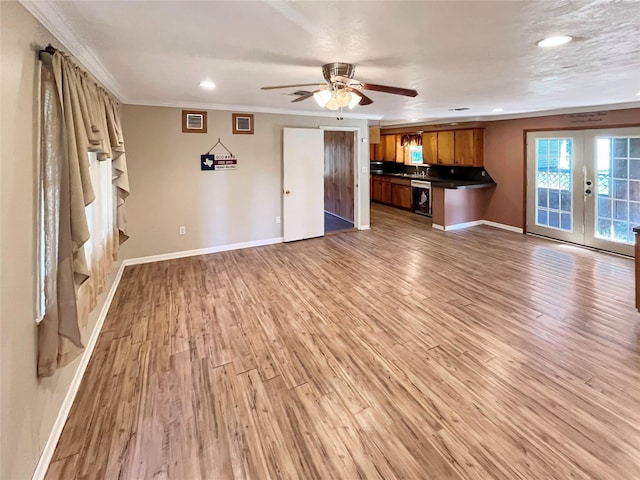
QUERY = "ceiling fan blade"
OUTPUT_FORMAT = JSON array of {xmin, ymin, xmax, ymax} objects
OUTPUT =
[
  {"xmin": 345, "ymin": 87, "xmax": 373, "ymax": 106},
  {"xmin": 261, "ymin": 83, "xmax": 324, "ymax": 90},
  {"xmin": 359, "ymin": 82, "xmax": 418, "ymax": 97},
  {"xmin": 291, "ymin": 91, "xmax": 318, "ymax": 103}
]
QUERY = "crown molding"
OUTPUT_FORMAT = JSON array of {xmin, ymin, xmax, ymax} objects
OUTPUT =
[
  {"xmin": 126, "ymin": 99, "xmax": 384, "ymax": 120},
  {"xmin": 381, "ymin": 101, "xmax": 640, "ymax": 128},
  {"xmin": 19, "ymin": 0, "xmax": 127, "ymax": 102}
]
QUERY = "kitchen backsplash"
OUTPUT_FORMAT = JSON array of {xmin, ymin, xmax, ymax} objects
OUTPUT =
[{"xmin": 374, "ymin": 161, "xmax": 495, "ymax": 183}]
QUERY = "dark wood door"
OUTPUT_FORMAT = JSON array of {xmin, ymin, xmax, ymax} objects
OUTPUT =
[{"xmin": 324, "ymin": 131, "xmax": 355, "ymax": 222}]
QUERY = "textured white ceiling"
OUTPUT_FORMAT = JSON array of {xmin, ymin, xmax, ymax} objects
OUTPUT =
[{"xmin": 25, "ymin": 0, "xmax": 640, "ymax": 124}]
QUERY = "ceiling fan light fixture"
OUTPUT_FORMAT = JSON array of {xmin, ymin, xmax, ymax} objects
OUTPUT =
[
  {"xmin": 335, "ymin": 89, "xmax": 352, "ymax": 107},
  {"xmin": 314, "ymin": 89, "xmax": 331, "ymax": 107},
  {"xmin": 348, "ymin": 92, "xmax": 362, "ymax": 109},
  {"xmin": 325, "ymin": 96, "xmax": 340, "ymax": 111}
]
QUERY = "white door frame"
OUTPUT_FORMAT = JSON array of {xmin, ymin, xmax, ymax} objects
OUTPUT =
[{"xmin": 320, "ymin": 125, "xmax": 361, "ymax": 229}]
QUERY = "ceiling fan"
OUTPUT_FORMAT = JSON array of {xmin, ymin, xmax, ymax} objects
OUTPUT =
[{"xmin": 261, "ymin": 62, "xmax": 418, "ymax": 110}]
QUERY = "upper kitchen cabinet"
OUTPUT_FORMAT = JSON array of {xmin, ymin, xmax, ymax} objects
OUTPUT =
[
  {"xmin": 396, "ymin": 135, "xmax": 406, "ymax": 164},
  {"xmin": 422, "ymin": 132, "xmax": 437, "ymax": 164},
  {"xmin": 383, "ymin": 134, "xmax": 396, "ymax": 162},
  {"xmin": 454, "ymin": 129, "xmax": 484, "ymax": 166},
  {"xmin": 437, "ymin": 131, "xmax": 455, "ymax": 165},
  {"xmin": 370, "ymin": 134, "xmax": 397, "ymax": 162},
  {"xmin": 421, "ymin": 128, "xmax": 484, "ymax": 166}
]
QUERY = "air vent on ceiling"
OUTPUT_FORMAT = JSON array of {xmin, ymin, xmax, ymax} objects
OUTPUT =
[{"xmin": 448, "ymin": 107, "xmax": 470, "ymax": 111}]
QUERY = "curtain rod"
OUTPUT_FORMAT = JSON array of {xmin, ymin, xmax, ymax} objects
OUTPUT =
[{"xmin": 38, "ymin": 44, "xmax": 58, "ymax": 60}]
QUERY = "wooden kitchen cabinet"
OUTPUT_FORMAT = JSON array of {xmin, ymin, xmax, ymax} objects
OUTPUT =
[
  {"xmin": 421, "ymin": 129, "xmax": 484, "ymax": 166},
  {"xmin": 391, "ymin": 183, "xmax": 412, "ymax": 209},
  {"xmin": 371, "ymin": 176, "xmax": 391, "ymax": 204},
  {"xmin": 454, "ymin": 129, "xmax": 484, "ymax": 166},
  {"xmin": 437, "ymin": 131, "xmax": 455, "ymax": 165},
  {"xmin": 371, "ymin": 141, "xmax": 385, "ymax": 160},
  {"xmin": 383, "ymin": 134, "xmax": 396, "ymax": 162},
  {"xmin": 422, "ymin": 132, "xmax": 437, "ymax": 164},
  {"xmin": 396, "ymin": 135, "xmax": 407, "ymax": 164}
]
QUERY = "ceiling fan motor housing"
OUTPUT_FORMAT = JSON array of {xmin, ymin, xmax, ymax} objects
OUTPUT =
[{"xmin": 322, "ymin": 63, "xmax": 355, "ymax": 84}]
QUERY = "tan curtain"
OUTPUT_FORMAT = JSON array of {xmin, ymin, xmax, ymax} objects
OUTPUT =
[
  {"xmin": 38, "ymin": 58, "xmax": 83, "ymax": 377},
  {"xmin": 38, "ymin": 51, "xmax": 130, "ymax": 377}
]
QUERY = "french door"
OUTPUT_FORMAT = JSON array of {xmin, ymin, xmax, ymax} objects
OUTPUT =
[{"xmin": 527, "ymin": 128, "xmax": 640, "ymax": 256}]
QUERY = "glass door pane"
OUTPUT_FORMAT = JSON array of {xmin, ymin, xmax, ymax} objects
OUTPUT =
[
  {"xmin": 526, "ymin": 132, "xmax": 584, "ymax": 245},
  {"xmin": 584, "ymin": 128, "xmax": 640, "ymax": 256}
]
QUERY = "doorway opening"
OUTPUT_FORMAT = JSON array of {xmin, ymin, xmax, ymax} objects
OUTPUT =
[{"xmin": 324, "ymin": 130, "xmax": 356, "ymax": 234}]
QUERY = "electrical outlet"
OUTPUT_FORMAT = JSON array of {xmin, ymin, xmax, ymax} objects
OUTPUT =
[
  {"xmin": 179, "ymin": 226, "xmax": 186, "ymax": 235},
  {"xmin": 276, "ymin": 216, "xmax": 281, "ymax": 224},
  {"xmin": 450, "ymin": 168, "xmax": 454, "ymax": 174},
  {"xmin": 481, "ymin": 170, "xmax": 486, "ymax": 176}
]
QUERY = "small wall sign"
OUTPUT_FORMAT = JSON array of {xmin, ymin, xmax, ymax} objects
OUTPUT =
[
  {"xmin": 201, "ymin": 138, "xmax": 238, "ymax": 171},
  {"xmin": 232, "ymin": 113, "xmax": 254, "ymax": 134}
]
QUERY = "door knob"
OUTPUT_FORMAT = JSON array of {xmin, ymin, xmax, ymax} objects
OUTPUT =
[{"xmin": 285, "ymin": 189, "xmax": 291, "ymax": 195}]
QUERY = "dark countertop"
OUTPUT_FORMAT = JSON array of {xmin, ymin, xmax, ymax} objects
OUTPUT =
[{"xmin": 371, "ymin": 172, "xmax": 496, "ymax": 190}]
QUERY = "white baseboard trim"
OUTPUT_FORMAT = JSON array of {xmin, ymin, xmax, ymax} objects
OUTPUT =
[
  {"xmin": 482, "ymin": 220, "xmax": 524, "ymax": 233},
  {"xmin": 432, "ymin": 220, "xmax": 523, "ymax": 233},
  {"xmin": 443, "ymin": 220, "xmax": 484, "ymax": 231},
  {"xmin": 32, "ymin": 261, "xmax": 126, "ymax": 480},
  {"xmin": 358, "ymin": 225, "xmax": 370, "ymax": 230},
  {"xmin": 122, "ymin": 237, "xmax": 284, "ymax": 266}
]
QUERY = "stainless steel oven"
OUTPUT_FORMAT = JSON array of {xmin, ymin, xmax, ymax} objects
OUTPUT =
[{"xmin": 411, "ymin": 180, "xmax": 431, "ymax": 217}]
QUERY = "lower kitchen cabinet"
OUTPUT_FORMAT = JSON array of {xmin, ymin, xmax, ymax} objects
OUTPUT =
[
  {"xmin": 372, "ymin": 175, "xmax": 412, "ymax": 210},
  {"xmin": 371, "ymin": 176, "xmax": 391, "ymax": 204},
  {"xmin": 391, "ymin": 183, "xmax": 412, "ymax": 209}
]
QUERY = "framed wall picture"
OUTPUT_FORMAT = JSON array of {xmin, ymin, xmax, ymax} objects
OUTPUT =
[
  {"xmin": 182, "ymin": 110, "xmax": 207, "ymax": 133},
  {"xmin": 232, "ymin": 113, "xmax": 254, "ymax": 135}
]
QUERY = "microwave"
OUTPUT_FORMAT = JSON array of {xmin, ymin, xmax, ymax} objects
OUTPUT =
[{"xmin": 370, "ymin": 161, "xmax": 384, "ymax": 174}]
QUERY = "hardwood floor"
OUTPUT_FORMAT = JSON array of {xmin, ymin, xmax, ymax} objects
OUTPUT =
[{"xmin": 46, "ymin": 203, "xmax": 640, "ymax": 480}]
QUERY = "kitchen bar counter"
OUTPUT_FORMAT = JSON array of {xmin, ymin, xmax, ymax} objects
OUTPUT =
[{"xmin": 370, "ymin": 172, "xmax": 496, "ymax": 190}]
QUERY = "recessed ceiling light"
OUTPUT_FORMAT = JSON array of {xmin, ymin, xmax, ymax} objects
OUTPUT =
[
  {"xmin": 492, "ymin": 108, "xmax": 504, "ymax": 113},
  {"xmin": 411, "ymin": 118, "xmax": 419, "ymax": 122},
  {"xmin": 199, "ymin": 80, "xmax": 216, "ymax": 90},
  {"xmin": 536, "ymin": 35, "xmax": 572, "ymax": 48},
  {"xmin": 636, "ymin": 91, "xmax": 640, "ymax": 96}
]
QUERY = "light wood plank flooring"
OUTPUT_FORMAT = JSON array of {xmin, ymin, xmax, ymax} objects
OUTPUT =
[{"xmin": 46, "ymin": 203, "xmax": 640, "ymax": 480}]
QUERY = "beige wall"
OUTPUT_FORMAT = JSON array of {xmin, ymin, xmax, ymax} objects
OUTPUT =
[
  {"xmin": 120, "ymin": 105, "xmax": 369, "ymax": 260},
  {"xmin": 0, "ymin": 3, "xmax": 120, "ymax": 479},
  {"xmin": 483, "ymin": 107, "xmax": 640, "ymax": 228}
]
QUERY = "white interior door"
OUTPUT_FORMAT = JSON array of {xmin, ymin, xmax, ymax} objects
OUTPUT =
[{"xmin": 283, "ymin": 128, "xmax": 325, "ymax": 242}]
